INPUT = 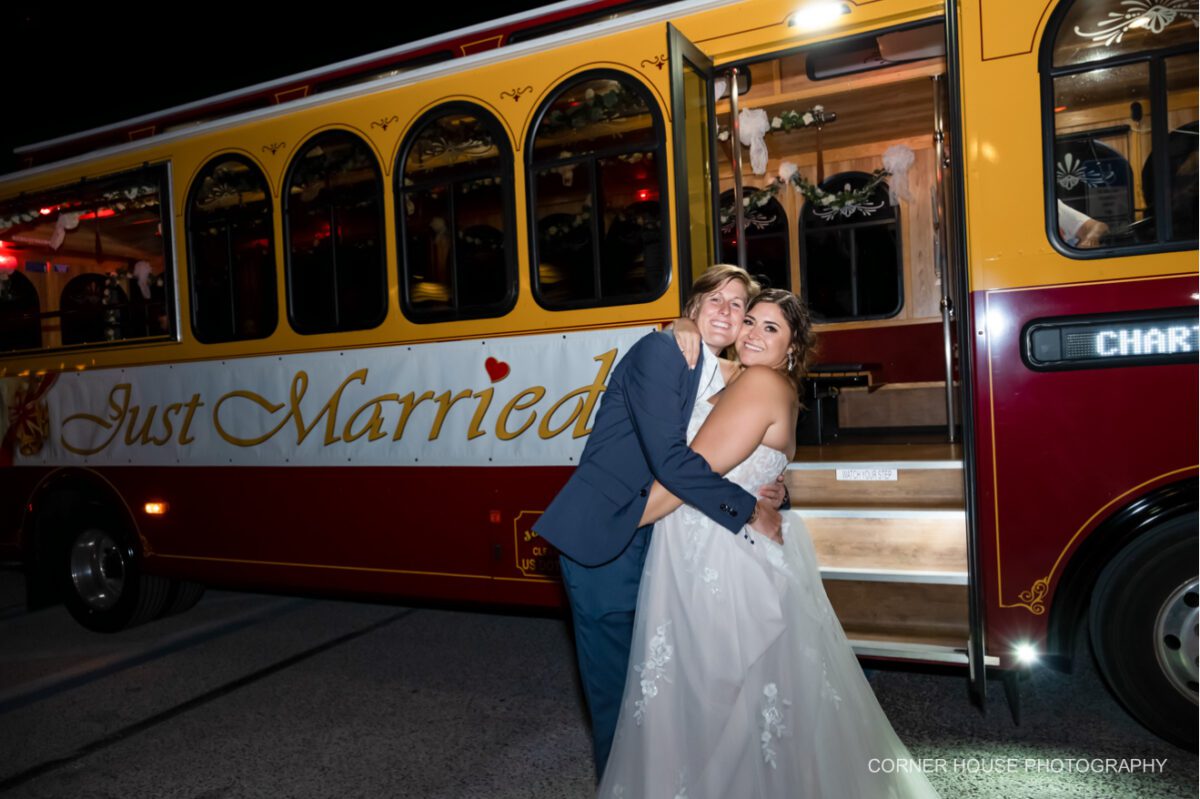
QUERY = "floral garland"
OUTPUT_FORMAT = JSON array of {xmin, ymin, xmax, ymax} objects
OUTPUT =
[
  {"xmin": 539, "ymin": 84, "xmax": 647, "ymax": 139},
  {"xmin": 0, "ymin": 186, "xmax": 158, "ymax": 234},
  {"xmin": 717, "ymin": 104, "xmax": 832, "ymax": 142},
  {"xmin": 770, "ymin": 104, "xmax": 836, "ymax": 133},
  {"xmin": 719, "ymin": 162, "xmax": 891, "ymax": 226},
  {"xmin": 541, "ymin": 209, "xmax": 591, "ymax": 242}
]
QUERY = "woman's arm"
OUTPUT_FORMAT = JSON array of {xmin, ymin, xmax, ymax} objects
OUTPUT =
[{"xmin": 637, "ymin": 366, "xmax": 792, "ymax": 526}]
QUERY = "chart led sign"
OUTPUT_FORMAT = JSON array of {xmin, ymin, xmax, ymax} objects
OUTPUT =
[{"xmin": 1024, "ymin": 308, "xmax": 1199, "ymax": 370}]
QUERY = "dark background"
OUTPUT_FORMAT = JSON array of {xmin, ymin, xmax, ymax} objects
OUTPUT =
[{"xmin": 2, "ymin": 3, "xmax": 555, "ymax": 175}]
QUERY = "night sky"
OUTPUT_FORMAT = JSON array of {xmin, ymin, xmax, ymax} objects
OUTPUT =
[{"xmin": 3, "ymin": 2, "xmax": 556, "ymax": 176}]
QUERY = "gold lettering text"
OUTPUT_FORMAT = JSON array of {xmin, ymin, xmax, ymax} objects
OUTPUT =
[{"xmin": 496, "ymin": 387, "xmax": 545, "ymax": 441}]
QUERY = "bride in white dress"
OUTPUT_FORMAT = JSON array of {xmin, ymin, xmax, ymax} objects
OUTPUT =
[{"xmin": 599, "ymin": 290, "xmax": 939, "ymax": 798}]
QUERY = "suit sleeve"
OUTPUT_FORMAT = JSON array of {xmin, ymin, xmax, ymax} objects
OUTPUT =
[{"xmin": 624, "ymin": 333, "xmax": 758, "ymax": 533}]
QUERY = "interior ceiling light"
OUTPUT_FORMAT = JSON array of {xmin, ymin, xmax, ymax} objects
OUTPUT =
[{"xmin": 788, "ymin": 2, "xmax": 851, "ymax": 30}]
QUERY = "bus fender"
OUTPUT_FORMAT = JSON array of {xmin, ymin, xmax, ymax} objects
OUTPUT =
[
  {"xmin": 1045, "ymin": 477, "xmax": 1198, "ymax": 670},
  {"xmin": 22, "ymin": 468, "xmax": 142, "ymax": 609}
]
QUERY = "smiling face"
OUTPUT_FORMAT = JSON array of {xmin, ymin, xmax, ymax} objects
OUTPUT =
[
  {"xmin": 691, "ymin": 277, "xmax": 749, "ymax": 352},
  {"xmin": 736, "ymin": 299, "xmax": 794, "ymax": 371}
]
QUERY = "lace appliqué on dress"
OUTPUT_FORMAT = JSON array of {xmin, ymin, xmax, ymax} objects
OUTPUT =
[
  {"xmin": 821, "ymin": 660, "xmax": 843, "ymax": 708},
  {"xmin": 633, "ymin": 621, "xmax": 673, "ymax": 725},
  {"xmin": 760, "ymin": 682, "xmax": 792, "ymax": 768}
]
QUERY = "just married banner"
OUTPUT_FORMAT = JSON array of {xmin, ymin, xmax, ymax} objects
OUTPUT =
[{"xmin": 2, "ymin": 326, "xmax": 654, "ymax": 468}]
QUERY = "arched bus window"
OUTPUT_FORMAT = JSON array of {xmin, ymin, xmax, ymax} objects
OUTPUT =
[
  {"xmin": 187, "ymin": 155, "xmax": 278, "ymax": 342},
  {"xmin": 718, "ymin": 188, "xmax": 791, "ymax": 290},
  {"xmin": 284, "ymin": 131, "xmax": 387, "ymax": 334},
  {"xmin": 528, "ymin": 71, "xmax": 669, "ymax": 308},
  {"xmin": 0, "ymin": 164, "xmax": 174, "ymax": 351},
  {"xmin": 397, "ymin": 103, "xmax": 516, "ymax": 321},
  {"xmin": 1042, "ymin": 0, "xmax": 1198, "ymax": 255},
  {"xmin": 0, "ymin": 271, "xmax": 41, "ymax": 352},
  {"xmin": 799, "ymin": 172, "xmax": 902, "ymax": 322}
]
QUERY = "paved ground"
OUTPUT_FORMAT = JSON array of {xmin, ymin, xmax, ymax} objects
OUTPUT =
[{"xmin": 0, "ymin": 567, "xmax": 1194, "ymax": 798}]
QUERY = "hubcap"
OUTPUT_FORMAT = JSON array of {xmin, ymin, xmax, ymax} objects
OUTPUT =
[
  {"xmin": 69, "ymin": 529, "xmax": 125, "ymax": 611},
  {"xmin": 1154, "ymin": 576, "xmax": 1199, "ymax": 703}
]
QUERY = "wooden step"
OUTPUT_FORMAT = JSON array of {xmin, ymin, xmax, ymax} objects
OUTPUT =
[
  {"xmin": 794, "ymin": 510, "xmax": 967, "ymax": 577},
  {"xmin": 787, "ymin": 443, "xmax": 964, "ymax": 509},
  {"xmin": 825, "ymin": 579, "xmax": 969, "ymax": 644}
]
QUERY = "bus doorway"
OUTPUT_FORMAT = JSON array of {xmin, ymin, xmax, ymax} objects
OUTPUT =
[{"xmin": 705, "ymin": 21, "xmax": 981, "ymax": 672}]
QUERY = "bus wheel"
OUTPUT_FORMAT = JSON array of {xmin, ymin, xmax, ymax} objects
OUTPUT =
[
  {"xmin": 62, "ymin": 516, "xmax": 170, "ymax": 633},
  {"xmin": 1089, "ymin": 514, "xmax": 1199, "ymax": 748},
  {"xmin": 159, "ymin": 580, "xmax": 206, "ymax": 618}
]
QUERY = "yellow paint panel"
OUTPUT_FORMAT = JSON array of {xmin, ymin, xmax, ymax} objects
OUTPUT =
[
  {"xmin": 979, "ymin": 0, "xmax": 1057, "ymax": 61},
  {"xmin": 672, "ymin": 0, "xmax": 943, "ymax": 64},
  {"xmin": 956, "ymin": 0, "xmax": 1198, "ymax": 292}
]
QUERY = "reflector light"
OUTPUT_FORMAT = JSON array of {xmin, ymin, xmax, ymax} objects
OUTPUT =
[
  {"xmin": 1015, "ymin": 643, "xmax": 1038, "ymax": 664},
  {"xmin": 144, "ymin": 502, "xmax": 168, "ymax": 516}
]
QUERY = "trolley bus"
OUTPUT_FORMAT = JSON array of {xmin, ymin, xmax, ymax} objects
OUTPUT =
[{"xmin": 0, "ymin": 0, "xmax": 1195, "ymax": 747}]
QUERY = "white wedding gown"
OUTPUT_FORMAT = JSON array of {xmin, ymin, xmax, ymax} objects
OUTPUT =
[{"xmin": 599, "ymin": 399, "xmax": 940, "ymax": 798}]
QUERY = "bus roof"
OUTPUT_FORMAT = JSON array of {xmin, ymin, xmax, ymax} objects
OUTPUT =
[{"xmin": 13, "ymin": 0, "xmax": 658, "ymax": 167}]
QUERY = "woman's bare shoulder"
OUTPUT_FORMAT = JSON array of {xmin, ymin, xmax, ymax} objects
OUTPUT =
[{"xmin": 730, "ymin": 364, "xmax": 795, "ymax": 396}]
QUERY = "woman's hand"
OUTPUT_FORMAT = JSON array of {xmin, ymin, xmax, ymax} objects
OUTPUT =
[{"xmin": 758, "ymin": 474, "xmax": 789, "ymax": 509}]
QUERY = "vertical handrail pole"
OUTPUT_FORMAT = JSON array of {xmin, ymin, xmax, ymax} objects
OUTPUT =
[
  {"xmin": 933, "ymin": 74, "xmax": 957, "ymax": 443},
  {"xmin": 729, "ymin": 67, "xmax": 747, "ymax": 268}
]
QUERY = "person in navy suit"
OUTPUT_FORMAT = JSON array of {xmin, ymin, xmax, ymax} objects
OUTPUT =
[{"xmin": 534, "ymin": 264, "xmax": 785, "ymax": 776}]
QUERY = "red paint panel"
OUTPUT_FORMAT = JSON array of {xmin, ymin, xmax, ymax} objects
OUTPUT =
[
  {"xmin": 8, "ymin": 465, "xmax": 573, "ymax": 609},
  {"xmin": 970, "ymin": 275, "xmax": 1198, "ymax": 655},
  {"xmin": 813, "ymin": 322, "xmax": 947, "ymax": 383}
]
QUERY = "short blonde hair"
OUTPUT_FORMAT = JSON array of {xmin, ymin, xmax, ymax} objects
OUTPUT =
[{"xmin": 683, "ymin": 264, "xmax": 760, "ymax": 319}]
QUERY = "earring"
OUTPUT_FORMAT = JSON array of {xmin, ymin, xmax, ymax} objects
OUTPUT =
[{"xmin": 787, "ymin": 351, "xmax": 795, "ymax": 372}]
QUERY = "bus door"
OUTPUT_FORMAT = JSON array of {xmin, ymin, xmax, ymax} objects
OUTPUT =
[
  {"xmin": 668, "ymin": 23, "xmax": 721, "ymax": 301},
  {"xmin": 672, "ymin": 15, "xmax": 990, "ymax": 681}
]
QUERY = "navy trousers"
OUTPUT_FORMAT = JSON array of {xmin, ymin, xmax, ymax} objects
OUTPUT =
[{"xmin": 558, "ymin": 525, "xmax": 652, "ymax": 779}]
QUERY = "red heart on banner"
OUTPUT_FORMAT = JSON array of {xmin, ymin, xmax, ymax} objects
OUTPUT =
[{"xmin": 485, "ymin": 357, "xmax": 510, "ymax": 382}]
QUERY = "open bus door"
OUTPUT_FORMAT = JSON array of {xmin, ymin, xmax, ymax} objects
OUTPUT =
[
  {"xmin": 668, "ymin": 23, "xmax": 721, "ymax": 301},
  {"xmin": 943, "ymin": 1, "xmax": 988, "ymax": 711}
]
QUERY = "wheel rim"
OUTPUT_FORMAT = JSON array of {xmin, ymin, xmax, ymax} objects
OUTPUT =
[
  {"xmin": 69, "ymin": 529, "xmax": 126, "ymax": 611},
  {"xmin": 1154, "ymin": 576, "xmax": 1199, "ymax": 704}
]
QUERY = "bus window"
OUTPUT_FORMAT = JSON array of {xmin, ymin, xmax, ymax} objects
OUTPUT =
[
  {"xmin": 0, "ymin": 164, "xmax": 174, "ymax": 351},
  {"xmin": 284, "ymin": 131, "xmax": 387, "ymax": 334},
  {"xmin": 397, "ymin": 103, "xmax": 516, "ymax": 321},
  {"xmin": 718, "ymin": 187, "xmax": 791, "ymax": 290},
  {"xmin": 800, "ymin": 171, "xmax": 901, "ymax": 322},
  {"xmin": 1161, "ymin": 56, "xmax": 1198, "ymax": 243},
  {"xmin": 0, "ymin": 271, "xmax": 40, "ymax": 352},
  {"xmin": 187, "ymin": 156, "xmax": 278, "ymax": 343},
  {"xmin": 528, "ymin": 71, "xmax": 669, "ymax": 308},
  {"xmin": 1044, "ymin": 0, "xmax": 1198, "ymax": 253}
]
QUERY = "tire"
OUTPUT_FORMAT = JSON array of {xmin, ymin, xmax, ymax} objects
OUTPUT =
[
  {"xmin": 60, "ymin": 506, "xmax": 170, "ymax": 633},
  {"xmin": 159, "ymin": 580, "xmax": 206, "ymax": 618},
  {"xmin": 1089, "ymin": 513, "xmax": 1199, "ymax": 748}
]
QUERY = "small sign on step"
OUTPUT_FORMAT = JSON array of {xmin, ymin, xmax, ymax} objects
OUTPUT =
[{"xmin": 836, "ymin": 468, "xmax": 898, "ymax": 481}]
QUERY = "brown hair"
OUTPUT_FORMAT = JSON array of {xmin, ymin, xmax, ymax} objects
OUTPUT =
[
  {"xmin": 682, "ymin": 264, "xmax": 760, "ymax": 319},
  {"xmin": 746, "ymin": 289, "xmax": 817, "ymax": 390}
]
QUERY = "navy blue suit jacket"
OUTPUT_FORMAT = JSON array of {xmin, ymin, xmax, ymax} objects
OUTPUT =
[{"xmin": 534, "ymin": 331, "xmax": 758, "ymax": 566}]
